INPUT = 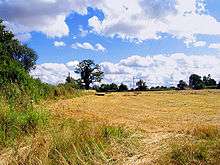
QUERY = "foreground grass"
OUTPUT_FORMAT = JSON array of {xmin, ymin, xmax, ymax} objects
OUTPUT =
[
  {"xmin": 0, "ymin": 89, "xmax": 140, "ymax": 164},
  {"xmin": 1, "ymin": 90, "xmax": 220, "ymax": 164},
  {"xmin": 0, "ymin": 118, "xmax": 140, "ymax": 165},
  {"xmin": 160, "ymin": 125, "xmax": 220, "ymax": 165}
]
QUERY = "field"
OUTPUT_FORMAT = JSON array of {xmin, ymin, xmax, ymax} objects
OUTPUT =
[{"xmin": 43, "ymin": 90, "xmax": 220, "ymax": 164}]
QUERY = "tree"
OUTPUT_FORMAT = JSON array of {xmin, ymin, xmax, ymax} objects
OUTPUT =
[
  {"xmin": 136, "ymin": 79, "xmax": 147, "ymax": 91},
  {"xmin": 203, "ymin": 74, "xmax": 216, "ymax": 87},
  {"xmin": 99, "ymin": 83, "xmax": 118, "ymax": 92},
  {"xmin": 75, "ymin": 59, "xmax": 104, "ymax": 90},
  {"xmin": 65, "ymin": 72, "xmax": 82, "ymax": 88},
  {"xmin": 177, "ymin": 80, "xmax": 188, "ymax": 90},
  {"xmin": 0, "ymin": 19, "xmax": 37, "ymax": 71},
  {"xmin": 217, "ymin": 82, "xmax": 220, "ymax": 89},
  {"xmin": 118, "ymin": 83, "xmax": 128, "ymax": 92},
  {"xmin": 189, "ymin": 74, "xmax": 204, "ymax": 90}
]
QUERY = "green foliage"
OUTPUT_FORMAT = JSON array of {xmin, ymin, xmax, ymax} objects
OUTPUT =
[
  {"xmin": 65, "ymin": 72, "xmax": 82, "ymax": 89},
  {"xmin": 0, "ymin": 98, "xmax": 48, "ymax": 147},
  {"xmin": 189, "ymin": 74, "xmax": 205, "ymax": 90},
  {"xmin": 149, "ymin": 86, "xmax": 176, "ymax": 91},
  {"xmin": 203, "ymin": 74, "xmax": 216, "ymax": 87},
  {"xmin": 98, "ymin": 83, "xmax": 119, "ymax": 92},
  {"xmin": 177, "ymin": 80, "xmax": 188, "ymax": 90},
  {"xmin": 75, "ymin": 59, "xmax": 104, "ymax": 90},
  {"xmin": 217, "ymin": 82, "xmax": 220, "ymax": 89},
  {"xmin": 0, "ymin": 19, "xmax": 37, "ymax": 71},
  {"xmin": 118, "ymin": 83, "xmax": 128, "ymax": 92},
  {"xmin": 136, "ymin": 79, "xmax": 148, "ymax": 91}
]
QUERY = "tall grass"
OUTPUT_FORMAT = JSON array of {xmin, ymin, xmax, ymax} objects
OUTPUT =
[
  {"xmin": 0, "ymin": 79, "xmax": 140, "ymax": 164},
  {"xmin": 0, "ymin": 78, "xmax": 82, "ymax": 148},
  {"xmin": 160, "ymin": 125, "xmax": 220, "ymax": 165},
  {"xmin": 0, "ymin": 119, "xmax": 139, "ymax": 164}
]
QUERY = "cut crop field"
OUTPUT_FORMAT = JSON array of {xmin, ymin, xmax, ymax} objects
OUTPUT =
[{"xmin": 43, "ymin": 90, "xmax": 220, "ymax": 164}]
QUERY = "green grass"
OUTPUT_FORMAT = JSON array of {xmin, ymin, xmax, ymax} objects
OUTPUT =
[{"xmin": 0, "ymin": 100, "xmax": 48, "ymax": 148}]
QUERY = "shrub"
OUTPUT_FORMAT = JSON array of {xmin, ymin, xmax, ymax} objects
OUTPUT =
[
  {"xmin": 118, "ymin": 83, "xmax": 128, "ymax": 92},
  {"xmin": 177, "ymin": 80, "xmax": 188, "ymax": 90}
]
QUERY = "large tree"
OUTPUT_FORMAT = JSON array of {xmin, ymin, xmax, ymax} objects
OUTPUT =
[
  {"xmin": 189, "ymin": 74, "xmax": 204, "ymax": 90},
  {"xmin": 75, "ymin": 59, "xmax": 103, "ymax": 90},
  {"xmin": 0, "ymin": 19, "xmax": 37, "ymax": 71}
]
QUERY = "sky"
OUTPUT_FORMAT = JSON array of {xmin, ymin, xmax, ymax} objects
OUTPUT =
[{"xmin": 1, "ymin": 0, "xmax": 220, "ymax": 87}]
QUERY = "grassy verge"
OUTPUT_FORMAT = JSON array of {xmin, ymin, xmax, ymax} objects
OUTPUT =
[
  {"xmin": 160, "ymin": 125, "xmax": 220, "ymax": 165},
  {"xmin": 0, "ymin": 118, "xmax": 140, "ymax": 165}
]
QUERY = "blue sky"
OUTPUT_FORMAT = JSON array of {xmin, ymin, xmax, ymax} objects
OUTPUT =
[
  {"xmin": 1, "ymin": 0, "xmax": 220, "ymax": 86},
  {"xmin": 24, "ymin": 3, "xmax": 220, "ymax": 64}
]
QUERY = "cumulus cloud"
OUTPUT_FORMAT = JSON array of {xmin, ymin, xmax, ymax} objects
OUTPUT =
[
  {"xmin": 30, "ymin": 61, "xmax": 79, "ymax": 84},
  {"xmin": 53, "ymin": 41, "xmax": 66, "ymax": 47},
  {"xmin": 95, "ymin": 43, "xmax": 106, "ymax": 52},
  {"xmin": 71, "ymin": 42, "xmax": 106, "ymax": 52},
  {"xmin": 0, "ymin": 0, "xmax": 90, "ymax": 39},
  {"xmin": 192, "ymin": 41, "xmax": 206, "ymax": 47},
  {"xmin": 2, "ymin": 0, "xmax": 220, "ymax": 45},
  {"xmin": 209, "ymin": 43, "xmax": 220, "ymax": 49},
  {"xmin": 88, "ymin": 0, "xmax": 220, "ymax": 44},
  {"xmin": 31, "ymin": 53, "xmax": 220, "ymax": 87},
  {"xmin": 101, "ymin": 53, "xmax": 220, "ymax": 87}
]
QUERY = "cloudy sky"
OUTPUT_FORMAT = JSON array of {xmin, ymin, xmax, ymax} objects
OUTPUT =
[{"xmin": 1, "ymin": 0, "xmax": 220, "ymax": 87}]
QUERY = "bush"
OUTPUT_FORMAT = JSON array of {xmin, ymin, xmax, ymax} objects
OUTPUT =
[
  {"xmin": 118, "ymin": 83, "xmax": 128, "ymax": 92},
  {"xmin": 177, "ymin": 80, "xmax": 188, "ymax": 90}
]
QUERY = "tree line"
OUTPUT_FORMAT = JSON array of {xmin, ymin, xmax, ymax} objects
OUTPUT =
[{"xmin": 64, "ymin": 59, "xmax": 220, "ymax": 92}]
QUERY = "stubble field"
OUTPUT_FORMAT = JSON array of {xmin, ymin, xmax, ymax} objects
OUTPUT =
[{"xmin": 44, "ymin": 90, "xmax": 220, "ymax": 164}]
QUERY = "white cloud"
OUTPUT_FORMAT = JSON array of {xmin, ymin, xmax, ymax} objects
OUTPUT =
[
  {"xmin": 95, "ymin": 43, "xmax": 106, "ymax": 52},
  {"xmin": 100, "ymin": 53, "xmax": 220, "ymax": 87},
  {"xmin": 71, "ymin": 42, "xmax": 95, "ymax": 50},
  {"xmin": 15, "ymin": 33, "xmax": 32, "ymax": 42},
  {"xmin": 193, "ymin": 41, "xmax": 206, "ymax": 47},
  {"xmin": 31, "ymin": 53, "xmax": 220, "ymax": 87},
  {"xmin": 209, "ymin": 43, "xmax": 220, "ymax": 49},
  {"xmin": 30, "ymin": 61, "xmax": 79, "ymax": 84},
  {"xmin": 2, "ymin": 0, "xmax": 220, "ymax": 45},
  {"xmin": 88, "ymin": 0, "xmax": 220, "ymax": 44},
  {"xmin": 71, "ymin": 42, "xmax": 106, "ymax": 52},
  {"xmin": 0, "ymin": 0, "xmax": 89, "ymax": 39},
  {"xmin": 53, "ymin": 41, "xmax": 66, "ymax": 47}
]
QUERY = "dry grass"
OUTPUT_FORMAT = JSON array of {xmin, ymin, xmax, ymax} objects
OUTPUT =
[
  {"xmin": 1, "ymin": 90, "xmax": 220, "ymax": 164},
  {"xmin": 44, "ymin": 90, "xmax": 220, "ymax": 164},
  {"xmin": 0, "ymin": 119, "xmax": 140, "ymax": 165},
  {"xmin": 46, "ymin": 90, "xmax": 220, "ymax": 133},
  {"xmin": 160, "ymin": 125, "xmax": 220, "ymax": 165}
]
